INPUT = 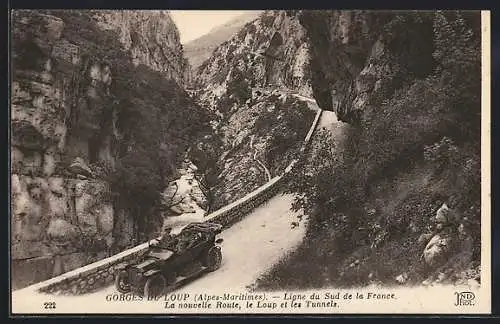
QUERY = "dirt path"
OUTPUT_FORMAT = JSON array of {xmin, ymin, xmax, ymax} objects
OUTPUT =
[{"xmin": 12, "ymin": 194, "xmax": 307, "ymax": 313}]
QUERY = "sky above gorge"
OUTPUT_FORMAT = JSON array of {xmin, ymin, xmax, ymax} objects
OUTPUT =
[{"xmin": 170, "ymin": 10, "xmax": 248, "ymax": 44}]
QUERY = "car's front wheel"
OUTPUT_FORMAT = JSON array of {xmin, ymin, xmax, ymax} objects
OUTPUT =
[
  {"xmin": 144, "ymin": 274, "xmax": 166, "ymax": 299},
  {"xmin": 115, "ymin": 270, "xmax": 131, "ymax": 294},
  {"xmin": 203, "ymin": 246, "xmax": 222, "ymax": 272}
]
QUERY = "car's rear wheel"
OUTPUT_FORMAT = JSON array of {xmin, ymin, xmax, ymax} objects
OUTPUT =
[
  {"xmin": 144, "ymin": 274, "xmax": 166, "ymax": 299},
  {"xmin": 115, "ymin": 270, "xmax": 131, "ymax": 294},
  {"xmin": 203, "ymin": 246, "xmax": 222, "ymax": 272},
  {"xmin": 163, "ymin": 272, "xmax": 177, "ymax": 294}
]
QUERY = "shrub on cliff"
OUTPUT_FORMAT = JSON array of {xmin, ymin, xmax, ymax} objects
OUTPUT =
[
  {"xmin": 189, "ymin": 132, "xmax": 225, "ymax": 214},
  {"xmin": 109, "ymin": 65, "xmax": 211, "ymax": 238},
  {"xmin": 227, "ymin": 68, "xmax": 252, "ymax": 104},
  {"xmin": 254, "ymin": 97, "xmax": 314, "ymax": 174}
]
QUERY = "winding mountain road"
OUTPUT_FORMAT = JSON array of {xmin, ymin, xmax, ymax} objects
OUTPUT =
[{"xmin": 12, "ymin": 194, "xmax": 307, "ymax": 313}]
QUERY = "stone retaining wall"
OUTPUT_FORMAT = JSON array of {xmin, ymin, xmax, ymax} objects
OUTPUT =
[
  {"xmin": 205, "ymin": 175, "xmax": 283, "ymax": 228},
  {"xmin": 21, "ymin": 108, "xmax": 323, "ymax": 295},
  {"xmin": 33, "ymin": 242, "xmax": 150, "ymax": 294}
]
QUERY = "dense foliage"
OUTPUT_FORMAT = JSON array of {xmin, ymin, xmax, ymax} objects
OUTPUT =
[
  {"xmin": 46, "ymin": 11, "xmax": 213, "ymax": 240},
  {"xmin": 256, "ymin": 11, "xmax": 482, "ymax": 289},
  {"xmin": 188, "ymin": 131, "xmax": 225, "ymax": 214},
  {"xmin": 254, "ymin": 96, "xmax": 314, "ymax": 174},
  {"xmin": 227, "ymin": 68, "xmax": 252, "ymax": 104}
]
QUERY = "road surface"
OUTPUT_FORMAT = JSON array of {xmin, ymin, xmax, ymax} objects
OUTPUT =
[{"xmin": 12, "ymin": 193, "xmax": 307, "ymax": 313}]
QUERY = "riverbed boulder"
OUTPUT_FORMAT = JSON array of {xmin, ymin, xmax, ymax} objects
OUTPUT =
[
  {"xmin": 161, "ymin": 160, "xmax": 208, "ymax": 216},
  {"xmin": 423, "ymin": 231, "xmax": 454, "ymax": 268},
  {"xmin": 434, "ymin": 203, "xmax": 457, "ymax": 225}
]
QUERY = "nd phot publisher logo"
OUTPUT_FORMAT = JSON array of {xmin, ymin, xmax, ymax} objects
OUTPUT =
[{"xmin": 454, "ymin": 291, "xmax": 475, "ymax": 306}]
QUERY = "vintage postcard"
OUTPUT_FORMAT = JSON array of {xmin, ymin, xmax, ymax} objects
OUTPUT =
[{"xmin": 10, "ymin": 9, "xmax": 491, "ymax": 315}]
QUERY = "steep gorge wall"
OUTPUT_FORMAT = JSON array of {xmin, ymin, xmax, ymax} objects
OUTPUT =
[
  {"xmin": 298, "ymin": 10, "xmax": 480, "ymax": 124},
  {"xmin": 256, "ymin": 10, "xmax": 482, "ymax": 288},
  {"xmin": 193, "ymin": 10, "xmax": 317, "ymax": 210},
  {"xmin": 195, "ymin": 10, "xmax": 313, "ymax": 106},
  {"xmin": 184, "ymin": 11, "xmax": 263, "ymax": 72},
  {"xmin": 92, "ymin": 10, "xmax": 191, "ymax": 86},
  {"xmin": 11, "ymin": 10, "xmax": 195, "ymax": 290},
  {"xmin": 297, "ymin": 12, "xmax": 397, "ymax": 121},
  {"xmin": 11, "ymin": 11, "xmax": 118, "ymax": 290}
]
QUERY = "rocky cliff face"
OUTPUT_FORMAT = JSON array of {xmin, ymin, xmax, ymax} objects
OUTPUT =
[
  {"xmin": 298, "ymin": 11, "xmax": 392, "ymax": 122},
  {"xmin": 192, "ymin": 10, "xmax": 316, "ymax": 209},
  {"xmin": 255, "ymin": 10, "xmax": 482, "ymax": 289},
  {"xmin": 92, "ymin": 10, "xmax": 191, "ymax": 86},
  {"xmin": 184, "ymin": 11, "xmax": 263, "ymax": 72},
  {"xmin": 298, "ymin": 10, "xmax": 480, "ymax": 124},
  {"xmin": 11, "ymin": 12, "xmax": 117, "ymax": 290},
  {"xmin": 195, "ymin": 10, "xmax": 313, "ymax": 105},
  {"xmin": 11, "ymin": 10, "xmax": 199, "ymax": 290}
]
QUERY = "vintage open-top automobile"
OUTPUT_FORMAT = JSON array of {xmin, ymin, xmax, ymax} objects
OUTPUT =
[{"xmin": 114, "ymin": 222, "xmax": 224, "ymax": 298}]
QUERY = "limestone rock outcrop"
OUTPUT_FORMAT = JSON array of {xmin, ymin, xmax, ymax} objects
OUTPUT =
[
  {"xmin": 11, "ymin": 9, "xmax": 190, "ymax": 290},
  {"xmin": 195, "ymin": 10, "xmax": 313, "ymax": 109},
  {"xmin": 184, "ymin": 11, "xmax": 263, "ymax": 72},
  {"xmin": 92, "ymin": 10, "xmax": 191, "ymax": 86},
  {"xmin": 193, "ymin": 11, "xmax": 317, "ymax": 209}
]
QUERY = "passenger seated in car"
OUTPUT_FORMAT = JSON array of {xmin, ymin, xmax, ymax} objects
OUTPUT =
[
  {"xmin": 174, "ymin": 231, "xmax": 192, "ymax": 252},
  {"xmin": 151, "ymin": 226, "xmax": 176, "ymax": 249},
  {"xmin": 174, "ymin": 230, "xmax": 202, "ymax": 253}
]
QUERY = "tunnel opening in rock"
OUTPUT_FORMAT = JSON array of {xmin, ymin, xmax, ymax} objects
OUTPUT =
[
  {"xmin": 264, "ymin": 32, "xmax": 285, "ymax": 86},
  {"xmin": 270, "ymin": 31, "xmax": 283, "ymax": 47}
]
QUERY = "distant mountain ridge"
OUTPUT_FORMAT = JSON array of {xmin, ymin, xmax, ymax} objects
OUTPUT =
[{"xmin": 184, "ymin": 11, "xmax": 263, "ymax": 71}]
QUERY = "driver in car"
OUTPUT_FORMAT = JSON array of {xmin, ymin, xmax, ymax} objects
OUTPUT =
[{"xmin": 151, "ymin": 226, "xmax": 175, "ymax": 248}]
